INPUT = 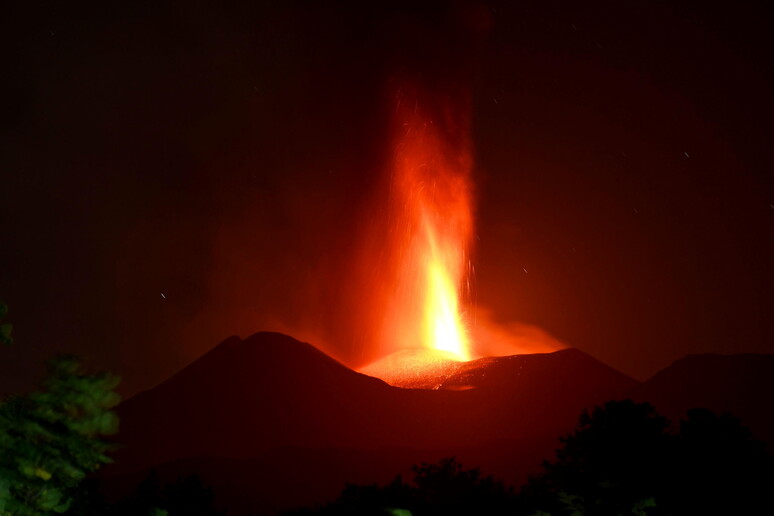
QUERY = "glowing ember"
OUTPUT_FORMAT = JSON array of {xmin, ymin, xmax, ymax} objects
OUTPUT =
[
  {"xmin": 360, "ymin": 348, "xmax": 464, "ymax": 390},
  {"xmin": 373, "ymin": 83, "xmax": 475, "ymax": 363}
]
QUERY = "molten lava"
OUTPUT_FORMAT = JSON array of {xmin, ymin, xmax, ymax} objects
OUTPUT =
[
  {"xmin": 370, "ymin": 84, "xmax": 476, "ymax": 367},
  {"xmin": 423, "ymin": 236, "xmax": 470, "ymax": 360},
  {"xmin": 357, "ymin": 85, "xmax": 567, "ymax": 388}
]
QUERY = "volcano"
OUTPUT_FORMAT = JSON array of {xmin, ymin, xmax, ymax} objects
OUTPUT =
[
  {"xmin": 104, "ymin": 332, "xmax": 774, "ymax": 514},
  {"xmin": 112, "ymin": 333, "xmax": 638, "ymax": 466},
  {"xmin": 105, "ymin": 332, "xmax": 635, "ymax": 513}
]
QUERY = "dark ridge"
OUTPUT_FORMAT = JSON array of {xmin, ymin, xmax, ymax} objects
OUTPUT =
[
  {"xmin": 105, "ymin": 333, "xmax": 774, "ymax": 514},
  {"xmin": 112, "ymin": 332, "xmax": 395, "ymax": 474},
  {"xmin": 631, "ymin": 352, "xmax": 774, "ymax": 447},
  {"xmin": 442, "ymin": 347, "xmax": 639, "ymax": 392},
  {"xmin": 109, "ymin": 333, "xmax": 640, "ymax": 479}
]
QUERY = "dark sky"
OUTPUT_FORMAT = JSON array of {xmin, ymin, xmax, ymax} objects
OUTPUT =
[{"xmin": 2, "ymin": 0, "xmax": 773, "ymax": 397}]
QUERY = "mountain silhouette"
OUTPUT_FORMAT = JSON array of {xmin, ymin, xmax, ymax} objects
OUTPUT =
[
  {"xmin": 104, "ymin": 333, "xmax": 772, "ymax": 514},
  {"xmin": 631, "ymin": 353, "xmax": 774, "ymax": 449},
  {"xmin": 105, "ymin": 332, "xmax": 637, "ymax": 512}
]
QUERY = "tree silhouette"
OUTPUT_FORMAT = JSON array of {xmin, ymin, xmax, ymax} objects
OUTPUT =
[
  {"xmin": 286, "ymin": 398, "xmax": 773, "ymax": 515},
  {"xmin": 0, "ymin": 303, "xmax": 121, "ymax": 515},
  {"xmin": 408, "ymin": 458, "xmax": 515, "ymax": 515},
  {"xmin": 61, "ymin": 478, "xmax": 108, "ymax": 516},
  {"xmin": 524, "ymin": 400, "xmax": 773, "ymax": 515},
  {"xmin": 107, "ymin": 471, "xmax": 166, "ymax": 516},
  {"xmin": 668, "ymin": 408, "xmax": 773, "ymax": 514},
  {"xmin": 108, "ymin": 471, "xmax": 222, "ymax": 516},
  {"xmin": 523, "ymin": 400, "xmax": 670, "ymax": 515},
  {"xmin": 0, "ymin": 356, "xmax": 120, "ymax": 515},
  {"xmin": 287, "ymin": 457, "xmax": 516, "ymax": 515}
]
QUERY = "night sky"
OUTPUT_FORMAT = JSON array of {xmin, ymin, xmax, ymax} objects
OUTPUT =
[{"xmin": 3, "ymin": 0, "xmax": 773, "ymax": 397}]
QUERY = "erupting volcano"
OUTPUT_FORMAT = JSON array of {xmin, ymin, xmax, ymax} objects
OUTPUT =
[{"xmin": 361, "ymin": 83, "xmax": 478, "ymax": 386}]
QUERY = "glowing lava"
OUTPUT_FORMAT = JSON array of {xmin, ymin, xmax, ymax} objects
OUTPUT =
[
  {"xmin": 373, "ymin": 83, "xmax": 476, "ymax": 363},
  {"xmin": 357, "ymin": 83, "xmax": 566, "ymax": 388},
  {"xmin": 424, "ymin": 245, "xmax": 470, "ymax": 359}
]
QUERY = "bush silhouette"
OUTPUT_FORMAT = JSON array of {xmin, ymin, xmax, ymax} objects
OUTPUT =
[
  {"xmin": 0, "ymin": 356, "xmax": 120, "ymax": 515},
  {"xmin": 668, "ymin": 408, "xmax": 773, "ymax": 514},
  {"xmin": 287, "ymin": 457, "xmax": 516, "ymax": 515},
  {"xmin": 300, "ymin": 401, "xmax": 773, "ymax": 515},
  {"xmin": 523, "ymin": 400, "xmax": 670, "ymax": 515},
  {"xmin": 108, "ymin": 471, "xmax": 222, "ymax": 516},
  {"xmin": 524, "ymin": 400, "xmax": 773, "ymax": 515}
]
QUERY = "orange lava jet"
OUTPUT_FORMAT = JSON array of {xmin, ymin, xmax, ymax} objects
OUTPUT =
[
  {"xmin": 367, "ymin": 83, "xmax": 476, "ymax": 372},
  {"xmin": 356, "ymin": 82, "xmax": 567, "ymax": 387}
]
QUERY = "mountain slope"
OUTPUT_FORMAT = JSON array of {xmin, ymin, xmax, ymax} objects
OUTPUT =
[
  {"xmin": 631, "ymin": 353, "xmax": 774, "ymax": 447},
  {"xmin": 105, "ymin": 335, "xmax": 774, "ymax": 514},
  {"xmin": 113, "ymin": 333, "xmax": 638, "ymax": 470},
  {"xmin": 114, "ymin": 332, "xmax": 397, "ymax": 469},
  {"xmin": 106, "ymin": 332, "xmax": 640, "ymax": 512}
]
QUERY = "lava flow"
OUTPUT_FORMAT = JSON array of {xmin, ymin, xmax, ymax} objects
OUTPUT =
[{"xmin": 360, "ymin": 83, "xmax": 477, "ymax": 386}]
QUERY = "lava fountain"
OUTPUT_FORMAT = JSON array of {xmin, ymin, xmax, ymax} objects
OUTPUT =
[
  {"xmin": 360, "ymin": 82, "xmax": 477, "ymax": 386},
  {"xmin": 393, "ymin": 101, "xmax": 473, "ymax": 361}
]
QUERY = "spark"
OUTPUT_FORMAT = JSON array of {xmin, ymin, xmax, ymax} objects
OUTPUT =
[
  {"xmin": 684, "ymin": 151, "xmax": 690, "ymax": 158},
  {"xmin": 160, "ymin": 292, "xmax": 166, "ymax": 299}
]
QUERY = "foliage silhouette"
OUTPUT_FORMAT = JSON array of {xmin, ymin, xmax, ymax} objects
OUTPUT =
[
  {"xmin": 0, "ymin": 303, "xmax": 120, "ymax": 515},
  {"xmin": 522, "ymin": 400, "xmax": 671, "ymax": 515},
  {"xmin": 285, "ymin": 457, "xmax": 517, "ymax": 515},
  {"xmin": 668, "ymin": 408, "xmax": 773, "ymax": 515},
  {"xmin": 107, "ymin": 471, "xmax": 222, "ymax": 516},
  {"xmin": 61, "ymin": 478, "xmax": 108, "ymax": 516},
  {"xmin": 523, "ymin": 400, "xmax": 774, "ymax": 515},
  {"xmin": 293, "ymin": 400, "xmax": 772, "ymax": 515},
  {"xmin": 0, "ymin": 356, "xmax": 120, "ymax": 515}
]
